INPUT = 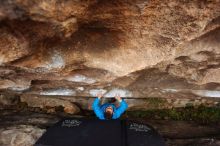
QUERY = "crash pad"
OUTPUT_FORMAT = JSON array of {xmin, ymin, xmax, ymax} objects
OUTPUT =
[{"xmin": 35, "ymin": 118, "xmax": 165, "ymax": 146}]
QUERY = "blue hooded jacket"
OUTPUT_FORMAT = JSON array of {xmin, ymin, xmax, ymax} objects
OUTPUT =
[{"xmin": 92, "ymin": 98, "xmax": 128, "ymax": 120}]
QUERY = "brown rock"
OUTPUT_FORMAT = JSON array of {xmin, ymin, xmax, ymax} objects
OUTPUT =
[
  {"xmin": 0, "ymin": 28, "xmax": 29, "ymax": 65},
  {"xmin": 0, "ymin": 78, "xmax": 30, "ymax": 91},
  {"xmin": 0, "ymin": 0, "xmax": 219, "ymax": 107},
  {"xmin": 21, "ymin": 95, "xmax": 80, "ymax": 114},
  {"xmin": 0, "ymin": 125, "xmax": 45, "ymax": 146},
  {"xmin": 202, "ymin": 69, "xmax": 220, "ymax": 84},
  {"xmin": 0, "ymin": 93, "xmax": 19, "ymax": 106}
]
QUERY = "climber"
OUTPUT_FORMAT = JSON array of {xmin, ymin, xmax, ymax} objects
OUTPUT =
[{"xmin": 92, "ymin": 93, "xmax": 128, "ymax": 120}]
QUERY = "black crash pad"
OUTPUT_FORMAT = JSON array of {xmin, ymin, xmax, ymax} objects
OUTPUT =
[{"xmin": 35, "ymin": 118, "xmax": 165, "ymax": 146}]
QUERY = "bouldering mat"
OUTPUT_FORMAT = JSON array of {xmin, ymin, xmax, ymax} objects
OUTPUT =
[{"xmin": 35, "ymin": 118, "xmax": 165, "ymax": 146}]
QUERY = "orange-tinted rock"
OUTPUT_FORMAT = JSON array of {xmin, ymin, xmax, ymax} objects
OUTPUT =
[
  {"xmin": 0, "ymin": 0, "xmax": 219, "ymax": 105},
  {"xmin": 0, "ymin": 28, "xmax": 29, "ymax": 65},
  {"xmin": 20, "ymin": 95, "xmax": 80, "ymax": 114}
]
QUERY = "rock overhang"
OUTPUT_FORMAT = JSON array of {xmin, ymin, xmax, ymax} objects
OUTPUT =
[{"xmin": 0, "ymin": 0, "xmax": 220, "ymax": 112}]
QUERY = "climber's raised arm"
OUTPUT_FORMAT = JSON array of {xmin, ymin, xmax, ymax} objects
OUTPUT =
[
  {"xmin": 113, "ymin": 94, "xmax": 128, "ymax": 119},
  {"xmin": 92, "ymin": 93, "xmax": 105, "ymax": 120}
]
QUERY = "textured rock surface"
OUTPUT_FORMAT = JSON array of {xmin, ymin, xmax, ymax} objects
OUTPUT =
[
  {"xmin": 0, "ymin": 0, "xmax": 220, "ymax": 110},
  {"xmin": 0, "ymin": 125, "xmax": 45, "ymax": 146},
  {"xmin": 20, "ymin": 95, "xmax": 80, "ymax": 114},
  {"xmin": 1, "ymin": 1, "xmax": 220, "ymax": 145}
]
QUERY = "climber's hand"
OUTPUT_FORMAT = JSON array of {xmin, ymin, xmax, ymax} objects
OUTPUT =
[
  {"xmin": 115, "ymin": 94, "xmax": 122, "ymax": 102},
  {"xmin": 97, "ymin": 92, "xmax": 103, "ymax": 99}
]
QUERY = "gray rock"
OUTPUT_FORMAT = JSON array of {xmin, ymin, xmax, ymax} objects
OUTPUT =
[{"xmin": 0, "ymin": 125, "xmax": 45, "ymax": 146}]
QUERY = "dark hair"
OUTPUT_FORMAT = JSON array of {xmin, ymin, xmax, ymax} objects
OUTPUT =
[{"xmin": 104, "ymin": 111, "xmax": 113, "ymax": 120}]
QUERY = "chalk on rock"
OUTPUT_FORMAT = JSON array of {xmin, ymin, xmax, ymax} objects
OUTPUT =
[{"xmin": 104, "ymin": 88, "xmax": 133, "ymax": 98}]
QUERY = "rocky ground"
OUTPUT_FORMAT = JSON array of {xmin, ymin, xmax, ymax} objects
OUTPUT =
[{"xmin": 0, "ymin": 109, "xmax": 220, "ymax": 146}]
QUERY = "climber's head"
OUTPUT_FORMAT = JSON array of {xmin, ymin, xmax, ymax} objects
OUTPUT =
[{"xmin": 104, "ymin": 106, "xmax": 113, "ymax": 119}]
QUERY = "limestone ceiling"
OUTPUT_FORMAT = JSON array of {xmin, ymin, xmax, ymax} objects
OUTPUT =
[{"xmin": 0, "ymin": 0, "xmax": 220, "ymax": 98}]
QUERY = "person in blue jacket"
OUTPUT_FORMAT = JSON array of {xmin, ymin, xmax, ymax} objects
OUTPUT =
[{"xmin": 92, "ymin": 93, "xmax": 128, "ymax": 120}]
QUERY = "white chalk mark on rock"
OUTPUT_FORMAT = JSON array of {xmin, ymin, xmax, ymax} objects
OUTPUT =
[
  {"xmin": 89, "ymin": 89, "xmax": 107, "ymax": 97},
  {"xmin": 162, "ymin": 88, "xmax": 179, "ymax": 93},
  {"xmin": 192, "ymin": 90, "xmax": 220, "ymax": 98},
  {"xmin": 9, "ymin": 86, "xmax": 30, "ymax": 91},
  {"xmin": 40, "ymin": 89, "xmax": 75, "ymax": 96},
  {"xmin": 163, "ymin": 88, "xmax": 220, "ymax": 98},
  {"xmin": 43, "ymin": 51, "xmax": 65, "ymax": 69},
  {"xmin": 104, "ymin": 88, "xmax": 133, "ymax": 98},
  {"xmin": 76, "ymin": 87, "xmax": 84, "ymax": 91},
  {"xmin": 66, "ymin": 74, "xmax": 96, "ymax": 84}
]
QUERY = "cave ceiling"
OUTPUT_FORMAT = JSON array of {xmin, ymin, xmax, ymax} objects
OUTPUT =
[{"xmin": 0, "ymin": 0, "xmax": 220, "ymax": 99}]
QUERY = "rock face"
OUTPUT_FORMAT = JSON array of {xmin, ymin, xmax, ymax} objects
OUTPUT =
[
  {"xmin": 0, "ymin": 0, "xmax": 220, "ymax": 110},
  {"xmin": 0, "ymin": 125, "xmax": 45, "ymax": 146},
  {"xmin": 20, "ymin": 95, "xmax": 80, "ymax": 114}
]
